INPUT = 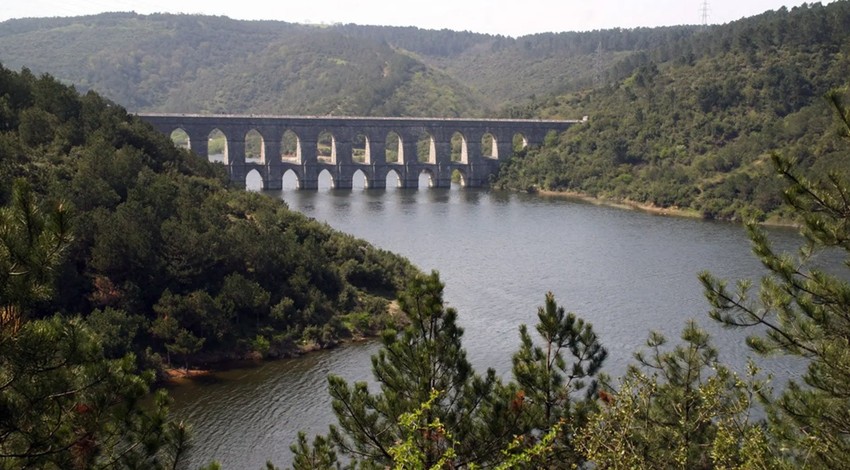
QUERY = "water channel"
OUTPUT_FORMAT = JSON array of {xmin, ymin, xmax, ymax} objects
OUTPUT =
[{"xmin": 168, "ymin": 174, "xmax": 814, "ymax": 468}]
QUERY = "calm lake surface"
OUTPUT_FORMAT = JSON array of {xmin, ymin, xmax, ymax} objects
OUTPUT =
[{"xmin": 169, "ymin": 174, "xmax": 812, "ymax": 468}]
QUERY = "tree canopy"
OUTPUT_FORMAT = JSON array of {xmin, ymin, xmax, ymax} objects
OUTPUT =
[{"xmin": 0, "ymin": 63, "xmax": 417, "ymax": 378}]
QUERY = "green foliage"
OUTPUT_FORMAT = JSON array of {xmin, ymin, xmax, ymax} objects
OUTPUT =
[
  {"xmin": 0, "ymin": 179, "xmax": 71, "ymax": 330},
  {"xmin": 578, "ymin": 321, "xmax": 780, "ymax": 469},
  {"xmin": 166, "ymin": 328, "xmax": 206, "ymax": 372},
  {"xmin": 293, "ymin": 277, "xmax": 614, "ymax": 469},
  {"xmin": 493, "ymin": 2, "xmax": 850, "ymax": 222},
  {"xmin": 85, "ymin": 307, "xmax": 145, "ymax": 358},
  {"xmin": 339, "ymin": 311, "xmax": 374, "ymax": 337},
  {"xmin": 493, "ymin": 423, "xmax": 565, "ymax": 470},
  {"xmin": 699, "ymin": 93, "xmax": 850, "ymax": 467},
  {"xmin": 0, "ymin": 63, "xmax": 417, "ymax": 375},
  {"xmin": 387, "ymin": 390, "xmax": 458, "ymax": 470},
  {"xmin": 293, "ymin": 272, "xmax": 516, "ymax": 469},
  {"xmin": 251, "ymin": 334, "xmax": 271, "ymax": 356},
  {"xmin": 0, "ymin": 180, "xmax": 188, "ymax": 468},
  {"xmin": 0, "ymin": 315, "xmax": 189, "ymax": 468},
  {"xmin": 381, "ymin": 389, "xmax": 568, "ymax": 470},
  {"xmin": 511, "ymin": 291, "xmax": 606, "ymax": 465},
  {"xmin": 288, "ymin": 432, "xmax": 341, "ymax": 470}
]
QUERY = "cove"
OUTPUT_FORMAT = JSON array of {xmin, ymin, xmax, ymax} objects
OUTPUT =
[{"xmin": 169, "ymin": 175, "xmax": 809, "ymax": 468}]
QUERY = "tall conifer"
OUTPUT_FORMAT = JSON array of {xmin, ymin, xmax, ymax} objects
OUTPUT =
[
  {"xmin": 700, "ymin": 90, "xmax": 850, "ymax": 467},
  {"xmin": 511, "ymin": 291, "xmax": 607, "ymax": 466},
  {"xmin": 293, "ymin": 271, "xmax": 517, "ymax": 468}
]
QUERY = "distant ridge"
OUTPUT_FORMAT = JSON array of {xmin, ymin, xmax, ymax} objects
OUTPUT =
[{"xmin": 0, "ymin": 11, "xmax": 699, "ymax": 115}]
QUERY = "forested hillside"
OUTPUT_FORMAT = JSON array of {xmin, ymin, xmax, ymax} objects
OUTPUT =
[
  {"xmin": 0, "ymin": 13, "xmax": 486, "ymax": 116},
  {"xmin": 0, "ymin": 60, "xmax": 421, "ymax": 467},
  {"xmin": 0, "ymin": 12, "xmax": 704, "ymax": 115},
  {"xmin": 494, "ymin": 1, "xmax": 850, "ymax": 222},
  {"xmin": 333, "ymin": 23, "xmax": 700, "ymax": 106},
  {"xmin": 0, "ymin": 64, "xmax": 416, "ymax": 373}
]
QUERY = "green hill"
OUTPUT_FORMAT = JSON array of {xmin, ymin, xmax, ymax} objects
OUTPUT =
[
  {"xmin": 0, "ymin": 13, "xmax": 488, "ymax": 116},
  {"xmin": 493, "ymin": 2, "xmax": 850, "ymax": 222},
  {"xmin": 0, "ymin": 63, "xmax": 417, "ymax": 372},
  {"xmin": 0, "ymin": 12, "xmax": 703, "ymax": 116}
]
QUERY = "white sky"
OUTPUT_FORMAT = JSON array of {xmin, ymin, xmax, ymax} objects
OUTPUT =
[{"xmin": 0, "ymin": 0, "xmax": 835, "ymax": 37}]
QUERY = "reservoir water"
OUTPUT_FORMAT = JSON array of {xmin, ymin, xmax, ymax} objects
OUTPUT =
[{"xmin": 168, "ymin": 175, "xmax": 812, "ymax": 468}]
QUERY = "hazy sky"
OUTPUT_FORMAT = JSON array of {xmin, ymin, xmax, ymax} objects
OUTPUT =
[{"xmin": 0, "ymin": 0, "xmax": 833, "ymax": 37}]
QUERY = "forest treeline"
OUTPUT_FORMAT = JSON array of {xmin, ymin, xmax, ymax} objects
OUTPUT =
[
  {"xmin": 495, "ymin": 1, "xmax": 850, "ymax": 222},
  {"xmin": 0, "ymin": 13, "xmax": 489, "ymax": 117},
  {"xmin": 0, "ymin": 11, "xmax": 705, "ymax": 115}
]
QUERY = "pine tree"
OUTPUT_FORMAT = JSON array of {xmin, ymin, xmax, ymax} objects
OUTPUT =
[
  {"xmin": 511, "ymin": 291, "xmax": 606, "ymax": 466},
  {"xmin": 700, "ymin": 90, "xmax": 850, "ymax": 467},
  {"xmin": 577, "ymin": 321, "xmax": 779, "ymax": 469},
  {"xmin": 291, "ymin": 271, "xmax": 518, "ymax": 469},
  {"xmin": 0, "ymin": 180, "xmax": 189, "ymax": 468},
  {"xmin": 0, "ymin": 179, "xmax": 70, "ymax": 332}
]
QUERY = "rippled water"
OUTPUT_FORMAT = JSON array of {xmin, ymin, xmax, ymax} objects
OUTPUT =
[{"xmin": 169, "ymin": 174, "xmax": 813, "ymax": 468}]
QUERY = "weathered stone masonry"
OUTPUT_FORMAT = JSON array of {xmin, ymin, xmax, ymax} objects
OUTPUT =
[{"xmin": 139, "ymin": 114, "xmax": 580, "ymax": 189}]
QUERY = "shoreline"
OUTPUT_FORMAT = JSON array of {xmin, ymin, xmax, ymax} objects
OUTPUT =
[
  {"xmin": 161, "ymin": 300, "xmax": 405, "ymax": 383},
  {"xmin": 536, "ymin": 189, "xmax": 702, "ymax": 219},
  {"xmin": 160, "ymin": 336, "xmax": 373, "ymax": 384},
  {"xmin": 535, "ymin": 189, "xmax": 798, "ymax": 228}
]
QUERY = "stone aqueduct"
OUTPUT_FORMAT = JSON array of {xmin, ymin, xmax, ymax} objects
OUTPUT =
[{"xmin": 139, "ymin": 114, "xmax": 581, "ymax": 190}]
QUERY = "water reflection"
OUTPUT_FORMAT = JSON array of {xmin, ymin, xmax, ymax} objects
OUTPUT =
[
  {"xmin": 460, "ymin": 190, "xmax": 482, "ymax": 205},
  {"xmin": 426, "ymin": 190, "xmax": 451, "ymax": 204},
  {"xmin": 252, "ymin": 170, "xmax": 464, "ymax": 193}
]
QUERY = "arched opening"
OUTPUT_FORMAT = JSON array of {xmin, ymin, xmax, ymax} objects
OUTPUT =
[
  {"xmin": 513, "ymin": 133, "xmax": 529, "ymax": 152},
  {"xmin": 318, "ymin": 130, "xmax": 336, "ymax": 163},
  {"xmin": 451, "ymin": 169, "xmax": 466, "ymax": 188},
  {"xmin": 353, "ymin": 133, "xmax": 370, "ymax": 164},
  {"xmin": 352, "ymin": 169, "xmax": 368, "ymax": 189},
  {"xmin": 386, "ymin": 169, "xmax": 402, "ymax": 189},
  {"xmin": 450, "ymin": 132, "xmax": 467, "ymax": 163},
  {"xmin": 386, "ymin": 131, "xmax": 403, "ymax": 164},
  {"xmin": 416, "ymin": 131, "xmax": 436, "ymax": 163},
  {"xmin": 245, "ymin": 169, "xmax": 263, "ymax": 191},
  {"xmin": 318, "ymin": 169, "xmax": 335, "ymax": 190},
  {"xmin": 481, "ymin": 133, "xmax": 497, "ymax": 159},
  {"xmin": 245, "ymin": 129, "xmax": 265, "ymax": 164},
  {"xmin": 170, "ymin": 128, "xmax": 190, "ymax": 150},
  {"xmin": 281, "ymin": 130, "xmax": 301, "ymax": 163},
  {"xmin": 419, "ymin": 169, "xmax": 436, "ymax": 188},
  {"xmin": 282, "ymin": 169, "xmax": 300, "ymax": 190},
  {"xmin": 208, "ymin": 129, "xmax": 227, "ymax": 163}
]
